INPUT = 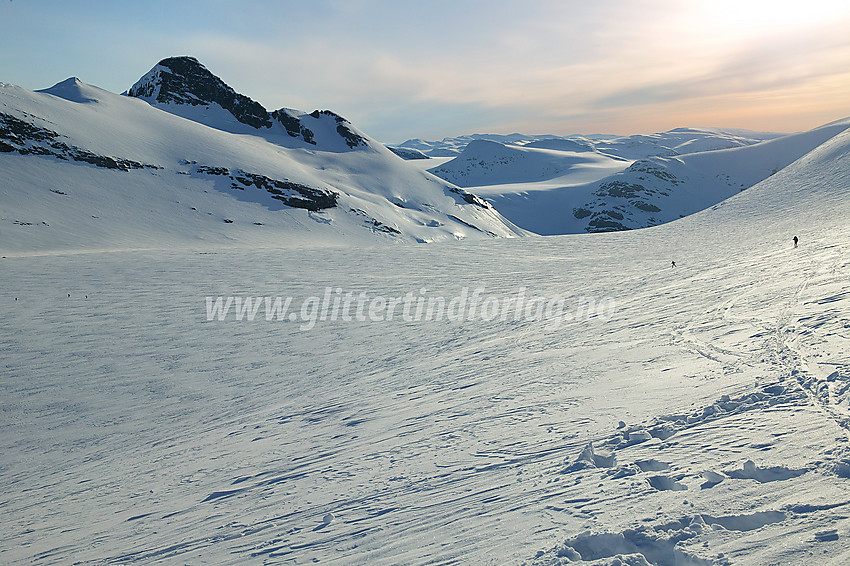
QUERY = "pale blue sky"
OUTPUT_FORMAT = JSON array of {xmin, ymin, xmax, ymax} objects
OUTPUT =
[{"xmin": 2, "ymin": 0, "xmax": 849, "ymax": 142}]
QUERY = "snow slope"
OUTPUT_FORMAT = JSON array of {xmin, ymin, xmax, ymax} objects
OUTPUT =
[
  {"xmin": 428, "ymin": 139, "xmax": 628, "ymax": 187},
  {"xmin": 0, "ymin": 62, "xmax": 523, "ymax": 253},
  {"xmin": 2, "ymin": 122, "xmax": 850, "ymax": 565},
  {"xmin": 446, "ymin": 120, "xmax": 850, "ymax": 235}
]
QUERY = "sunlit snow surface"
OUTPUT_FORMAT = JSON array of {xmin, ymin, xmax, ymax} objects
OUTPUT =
[
  {"xmin": 418, "ymin": 123, "xmax": 849, "ymax": 235},
  {"xmin": 3, "ymin": 132, "xmax": 850, "ymax": 565}
]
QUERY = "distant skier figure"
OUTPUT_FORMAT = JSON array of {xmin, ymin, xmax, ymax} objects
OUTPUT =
[
  {"xmin": 671, "ymin": 260, "xmax": 676, "ymax": 268},
  {"xmin": 793, "ymin": 236, "xmax": 798, "ymax": 248}
]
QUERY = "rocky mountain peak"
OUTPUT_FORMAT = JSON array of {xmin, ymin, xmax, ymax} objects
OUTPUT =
[
  {"xmin": 126, "ymin": 56, "xmax": 374, "ymax": 151},
  {"xmin": 126, "ymin": 56, "xmax": 272, "ymax": 129}
]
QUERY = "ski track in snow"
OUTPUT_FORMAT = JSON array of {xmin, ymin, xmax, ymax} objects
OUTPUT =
[{"xmin": 3, "ymin": 223, "xmax": 850, "ymax": 565}]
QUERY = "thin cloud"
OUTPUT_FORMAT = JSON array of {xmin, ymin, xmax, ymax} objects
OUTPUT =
[
  {"xmin": 592, "ymin": 26, "xmax": 850, "ymax": 111},
  {"xmin": 3, "ymin": 0, "xmax": 849, "ymax": 139}
]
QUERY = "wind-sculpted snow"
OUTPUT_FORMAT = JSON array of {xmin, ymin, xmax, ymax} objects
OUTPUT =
[{"xmin": 3, "ymin": 124, "xmax": 850, "ymax": 565}]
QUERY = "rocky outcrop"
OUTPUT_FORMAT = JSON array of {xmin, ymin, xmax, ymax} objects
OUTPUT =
[
  {"xmin": 0, "ymin": 112, "xmax": 158, "ymax": 171},
  {"xmin": 127, "ymin": 56, "xmax": 271, "ymax": 129},
  {"xmin": 127, "ymin": 57, "xmax": 369, "ymax": 151},
  {"xmin": 192, "ymin": 164, "xmax": 338, "ymax": 211}
]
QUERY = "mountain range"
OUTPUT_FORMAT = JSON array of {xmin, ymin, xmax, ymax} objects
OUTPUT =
[
  {"xmin": 1, "ymin": 57, "xmax": 523, "ymax": 254},
  {"xmin": 393, "ymin": 127, "xmax": 785, "ymax": 160},
  {"xmin": 3, "ymin": 56, "xmax": 850, "ymax": 251},
  {"xmin": 5, "ymin": 56, "xmax": 850, "ymax": 565},
  {"xmin": 395, "ymin": 123, "xmax": 850, "ymax": 234}
]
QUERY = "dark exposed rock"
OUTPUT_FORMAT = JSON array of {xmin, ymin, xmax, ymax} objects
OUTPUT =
[
  {"xmin": 129, "ymin": 57, "xmax": 370, "ymax": 150},
  {"xmin": 336, "ymin": 124, "xmax": 366, "ymax": 149},
  {"xmin": 369, "ymin": 218, "xmax": 401, "ymax": 234},
  {"xmin": 271, "ymin": 108, "xmax": 301, "ymax": 136},
  {"xmin": 309, "ymin": 110, "xmax": 368, "ymax": 148},
  {"xmin": 449, "ymin": 186, "xmax": 491, "ymax": 209},
  {"xmin": 595, "ymin": 180, "xmax": 648, "ymax": 199},
  {"xmin": 388, "ymin": 147, "xmax": 430, "ymax": 160},
  {"xmin": 270, "ymin": 109, "xmax": 316, "ymax": 145},
  {"xmin": 632, "ymin": 200, "xmax": 661, "ymax": 213},
  {"xmin": 348, "ymin": 208, "xmax": 401, "ymax": 235},
  {"xmin": 194, "ymin": 164, "xmax": 338, "ymax": 211},
  {"xmin": 196, "ymin": 165, "xmax": 230, "ymax": 176},
  {"xmin": 128, "ymin": 57, "xmax": 272, "ymax": 129},
  {"xmin": 0, "ymin": 112, "xmax": 57, "ymax": 143},
  {"xmin": 628, "ymin": 160, "xmax": 681, "ymax": 184},
  {"xmin": 448, "ymin": 214, "xmax": 495, "ymax": 237},
  {"xmin": 587, "ymin": 216, "xmax": 630, "ymax": 232},
  {"xmin": 1, "ymin": 112, "xmax": 158, "ymax": 171}
]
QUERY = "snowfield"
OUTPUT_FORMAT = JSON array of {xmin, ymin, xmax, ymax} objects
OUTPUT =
[{"xmin": 3, "ymin": 64, "xmax": 850, "ymax": 565}]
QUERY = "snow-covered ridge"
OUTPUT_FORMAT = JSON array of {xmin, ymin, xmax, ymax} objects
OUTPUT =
[
  {"xmin": 0, "ymin": 67, "xmax": 524, "ymax": 253},
  {"xmin": 395, "ymin": 128, "xmax": 784, "ymax": 159},
  {"xmin": 419, "ymin": 121, "xmax": 850, "ymax": 235},
  {"xmin": 429, "ymin": 139, "xmax": 628, "ymax": 188},
  {"xmin": 125, "ymin": 56, "xmax": 368, "ymax": 152},
  {"xmin": 567, "ymin": 119, "xmax": 850, "ymax": 233}
]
